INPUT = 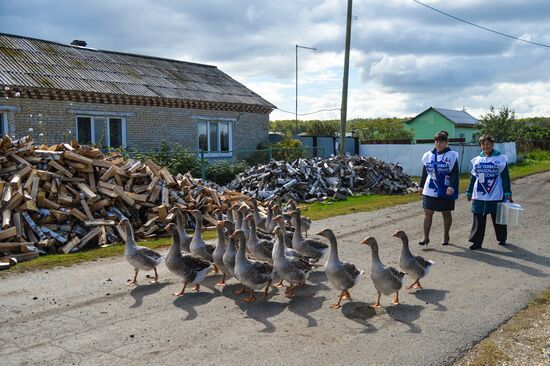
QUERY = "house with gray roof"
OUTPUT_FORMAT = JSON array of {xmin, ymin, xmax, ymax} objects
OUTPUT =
[
  {"xmin": 0, "ymin": 33, "xmax": 275, "ymax": 156},
  {"xmin": 405, "ymin": 107, "xmax": 480, "ymax": 143}
]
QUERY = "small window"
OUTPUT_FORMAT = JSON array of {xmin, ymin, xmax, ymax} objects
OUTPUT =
[
  {"xmin": 77, "ymin": 116, "xmax": 126, "ymax": 148},
  {"xmin": 196, "ymin": 119, "xmax": 232, "ymax": 155}
]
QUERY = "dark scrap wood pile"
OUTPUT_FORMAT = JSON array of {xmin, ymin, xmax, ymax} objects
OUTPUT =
[
  {"xmin": 0, "ymin": 136, "xmax": 248, "ymax": 269},
  {"xmin": 228, "ymin": 155, "xmax": 416, "ymax": 203}
]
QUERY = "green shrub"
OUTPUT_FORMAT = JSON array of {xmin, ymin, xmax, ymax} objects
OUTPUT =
[
  {"xmin": 135, "ymin": 141, "xmax": 200, "ymax": 177},
  {"xmin": 522, "ymin": 149, "xmax": 550, "ymax": 161},
  {"xmin": 272, "ymin": 138, "xmax": 306, "ymax": 161},
  {"xmin": 206, "ymin": 160, "xmax": 250, "ymax": 185}
]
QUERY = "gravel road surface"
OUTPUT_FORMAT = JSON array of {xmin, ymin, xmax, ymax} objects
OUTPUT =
[{"xmin": 1, "ymin": 172, "xmax": 549, "ymax": 366}]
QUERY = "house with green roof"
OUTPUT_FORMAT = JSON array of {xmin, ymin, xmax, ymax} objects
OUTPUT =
[{"xmin": 405, "ymin": 107, "xmax": 479, "ymax": 143}]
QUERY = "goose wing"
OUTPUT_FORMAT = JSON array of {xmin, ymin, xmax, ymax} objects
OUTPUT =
[
  {"xmin": 251, "ymin": 260, "xmax": 273, "ymax": 275},
  {"xmin": 304, "ymin": 239, "xmax": 328, "ymax": 251},
  {"xmin": 343, "ymin": 262, "xmax": 361, "ymax": 279},
  {"xmin": 388, "ymin": 266, "xmax": 405, "ymax": 279},
  {"xmin": 414, "ymin": 255, "xmax": 431, "ymax": 269},
  {"xmin": 137, "ymin": 246, "xmax": 163, "ymax": 260},
  {"xmin": 181, "ymin": 254, "xmax": 211, "ymax": 272}
]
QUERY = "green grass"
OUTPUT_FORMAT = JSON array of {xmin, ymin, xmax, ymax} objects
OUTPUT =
[
  {"xmin": 303, "ymin": 159, "xmax": 550, "ymax": 220},
  {"xmin": 1, "ymin": 231, "xmax": 217, "ymax": 275},
  {"xmin": 3, "ymin": 159, "xmax": 550, "ymax": 275}
]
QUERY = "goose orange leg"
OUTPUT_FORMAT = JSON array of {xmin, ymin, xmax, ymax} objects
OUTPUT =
[
  {"xmin": 342, "ymin": 290, "xmax": 352, "ymax": 300},
  {"xmin": 174, "ymin": 281, "xmax": 188, "ymax": 296},
  {"xmin": 212, "ymin": 264, "xmax": 219, "ymax": 274},
  {"xmin": 243, "ymin": 288, "xmax": 256, "ymax": 302},
  {"xmin": 234, "ymin": 285, "xmax": 246, "ymax": 295},
  {"xmin": 216, "ymin": 273, "xmax": 227, "ymax": 287},
  {"xmin": 194, "ymin": 284, "xmax": 201, "ymax": 292},
  {"xmin": 391, "ymin": 291, "xmax": 400, "ymax": 305},
  {"xmin": 407, "ymin": 280, "xmax": 419, "ymax": 289},
  {"xmin": 371, "ymin": 292, "xmax": 382, "ymax": 308},
  {"xmin": 149, "ymin": 268, "xmax": 159, "ymax": 284},
  {"xmin": 264, "ymin": 280, "xmax": 272, "ymax": 301},
  {"xmin": 330, "ymin": 290, "xmax": 346, "ymax": 309},
  {"xmin": 273, "ymin": 279, "xmax": 285, "ymax": 288},
  {"xmin": 285, "ymin": 284, "xmax": 296, "ymax": 298},
  {"xmin": 127, "ymin": 269, "xmax": 139, "ymax": 286}
]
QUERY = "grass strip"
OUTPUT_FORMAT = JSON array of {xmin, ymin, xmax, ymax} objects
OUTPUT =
[
  {"xmin": 304, "ymin": 159, "xmax": 550, "ymax": 220},
  {"xmin": 3, "ymin": 159, "xmax": 549, "ymax": 275}
]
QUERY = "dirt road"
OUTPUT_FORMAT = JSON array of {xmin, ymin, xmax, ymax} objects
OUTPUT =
[{"xmin": 1, "ymin": 172, "xmax": 549, "ymax": 366}]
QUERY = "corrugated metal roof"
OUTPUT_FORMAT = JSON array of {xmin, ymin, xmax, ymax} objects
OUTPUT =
[
  {"xmin": 0, "ymin": 33, "xmax": 275, "ymax": 109},
  {"xmin": 433, "ymin": 107, "xmax": 479, "ymax": 126}
]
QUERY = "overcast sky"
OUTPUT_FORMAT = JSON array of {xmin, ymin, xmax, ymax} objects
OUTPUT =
[{"xmin": 2, "ymin": 0, "xmax": 550, "ymax": 120}]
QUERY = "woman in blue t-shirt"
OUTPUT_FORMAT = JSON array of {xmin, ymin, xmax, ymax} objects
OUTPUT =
[
  {"xmin": 418, "ymin": 131, "xmax": 459, "ymax": 246},
  {"xmin": 466, "ymin": 134, "xmax": 512, "ymax": 250}
]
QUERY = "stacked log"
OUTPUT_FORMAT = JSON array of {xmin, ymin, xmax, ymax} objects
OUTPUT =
[
  {"xmin": 0, "ymin": 136, "xmax": 245, "ymax": 267},
  {"xmin": 228, "ymin": 155, "xmax": 416, "ymax": 203}
]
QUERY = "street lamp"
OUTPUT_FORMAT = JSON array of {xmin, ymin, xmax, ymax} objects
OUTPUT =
[{"xmin": 295, "ymin": 44, "xmax": 316, "ymax": 136}]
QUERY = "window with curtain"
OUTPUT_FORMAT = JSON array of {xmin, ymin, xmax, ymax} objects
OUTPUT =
[
  {"xmin": 77, "ymin": 116, "xmax": 126, "ymax": 147},
  {"xmin": 197, "ymin": 119, "xmax": 232, "ymax": 155}
]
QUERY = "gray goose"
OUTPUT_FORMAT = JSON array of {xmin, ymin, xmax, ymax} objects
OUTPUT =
[
  {"xmin": 189, "ymin": 210, "xmax": 216, "ymax": 264},
  {"xmin": 318, "ymin": 228, "xmax": 362, "ymax": 309},
  {"xmin": 362, "ymin": 236, "xmax": 405, "ymax": 308},
  {"xmin": 231, "ymin": 230, "xmax": 274, "ymax": 302},
  {"xmin": 285, "ymin": 199, "xmax": 311, "ymax": 237},
  {"xmin": 250, "ymin": 198, "xmax": 267, "ymax": 232},
  {"xmin": 165, "ymin": 223, "xmax": 212, "ymax": 296},
  {"xmin": 121, "ymin": 218, "xmax": 164, "ymax": 285},
  {"xmin": 272, "ymin": 226, "xmax": 315, "ymax": 298},
  {"xmin": 244, "ymin": 214, "xmax": 273, "ymax": 262},
  {"xmin": 212, "ymin": 221, "xmax": 229, "ymax": 286},
  {"xmin": 174, "ymin": 208, "xmax": 192, "ymax": 253},
  {"xmin": 393, "ymin": 230, "xmax": 434, "ymax": 289},
  {"xmin": 291, "ymin": 211, "xmax": 328, "ymax": 263},
  {"xmin": 222, "ymin": 220, "xmax": 238, "ymax": 280}
]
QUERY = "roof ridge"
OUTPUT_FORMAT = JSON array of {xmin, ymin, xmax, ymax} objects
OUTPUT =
[{"xmin": 0, "ymin": 31, "xmax": 218, "ymax": 70}]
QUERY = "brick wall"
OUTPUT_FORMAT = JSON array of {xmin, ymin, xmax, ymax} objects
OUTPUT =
[{"xmin": 0, "ymin": 98, "xmax": 270, "ymax": 155}]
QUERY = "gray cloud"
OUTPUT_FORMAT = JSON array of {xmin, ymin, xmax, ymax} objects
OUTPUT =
[{"xmin": 1, "ymin": 0, "xmax": 550, "ymax": 117}]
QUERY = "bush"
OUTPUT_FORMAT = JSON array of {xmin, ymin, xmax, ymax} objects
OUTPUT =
[
  {"xmin": 272, "ymin": 138, "xmax": 306, "ymax": 161},
  {"xmin": 205, "ymin": 160, "xmax": 250, "ymax": 185},
  {"xmin": 522, "ymin": 149, "xmax": 550, "ymax": 161},
  {"xmin": 135, "ymin": 141, "xmax": 200, "ymax": 177}
]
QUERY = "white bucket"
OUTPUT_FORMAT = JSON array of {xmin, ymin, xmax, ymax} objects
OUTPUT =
[{"xmin": 496, "ymin": 202, "xmax": 524, "ymax": 226}]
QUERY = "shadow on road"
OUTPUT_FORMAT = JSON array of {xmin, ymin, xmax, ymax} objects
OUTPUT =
[
  {"xmin": 129, "ymin": 282, "xmax": 169, "ymax": 308},
  {"xmin": 172, "ymin": 290, "xmax": 217, "ymax": 321},
  {"xmin": 341, "ymin": 302, "xmax": 378, "ymax": 333},
  {"xmin": 386, "ymin": 304, "xmax": 424, "ymax": 333},
  {"xmin": 432, "ymin": 244, "xmax": 548, "ymax": 278},
  {"xmin": 287, "ymin": 285, "xmax": 325, "ymax": 328},
  {"xmin": 413, "ymin": 288, "xmax": 449, "ymax": 311},
  {"xmin": 221, "ymin": 283, "xmax": 287, "ymax": 333},
  {"xmin": 482, "ymin": 243, "xmax": 550, "ymax": 268}
]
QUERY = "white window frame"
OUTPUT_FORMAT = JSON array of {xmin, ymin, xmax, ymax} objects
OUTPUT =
[
  {"xmin": 76, "ymin": 115, "xmax": 127, "ymax": 148},
  {"xmin": 194, "ymin": 116, "xmax": 234, "ymax": 157}
]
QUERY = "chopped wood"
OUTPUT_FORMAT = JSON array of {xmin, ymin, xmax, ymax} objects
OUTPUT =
[{"xmin": 0, "ymin": 227, "xmax": 17, "ymax": 240}]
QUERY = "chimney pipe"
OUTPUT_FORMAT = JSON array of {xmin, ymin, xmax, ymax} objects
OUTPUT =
[{"xmin": 71, "ymin": 40, "xmax": 87, "ymax": 47}]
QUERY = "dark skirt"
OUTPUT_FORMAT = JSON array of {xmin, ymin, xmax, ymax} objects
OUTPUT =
[{"xmin": 423, "ymin": 195, "xmax": 455, "ymax": 212}]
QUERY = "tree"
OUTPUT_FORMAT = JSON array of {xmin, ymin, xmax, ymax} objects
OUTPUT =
[{"xmin": 479, "ymin": 106, "xmax": 519, "ymax": 142}]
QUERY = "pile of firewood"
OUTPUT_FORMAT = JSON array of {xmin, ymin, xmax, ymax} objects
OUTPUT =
[
  {"xmin": 228, "ymin": 155, "xmax": 416, "ymax": 203},
  {"xmin": 0, "ymin": 136, "xmax": 247, "ymax": 269}
]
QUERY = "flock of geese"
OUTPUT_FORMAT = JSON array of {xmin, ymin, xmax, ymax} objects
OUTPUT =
[{"xmin": 121, "ymin": 199, "xmax": 434, "ymax": 309}]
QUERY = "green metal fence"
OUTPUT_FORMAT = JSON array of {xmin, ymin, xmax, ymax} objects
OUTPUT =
[{"xmin": 126, "ymin": 146, "xmax": 325, "ymax": 181}]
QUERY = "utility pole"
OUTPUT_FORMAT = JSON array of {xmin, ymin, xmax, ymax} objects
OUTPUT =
[
  {"xmin": 339, "ymin": 0, "xmax": 353, "ymax": 155},
  {"xmin": 295, "ymin": 44, "xmax": 316, "ymax": 136}
]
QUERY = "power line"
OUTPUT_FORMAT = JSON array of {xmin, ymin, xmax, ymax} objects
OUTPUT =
[
  {"xmin": 276, "ymin": 107, "xmax": 341, "ymax": 116},
  {"xmin": 413, "ymin": 0, "xmax": 550, "ymax": 49}
]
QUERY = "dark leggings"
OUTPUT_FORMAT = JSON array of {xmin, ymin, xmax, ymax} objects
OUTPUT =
[{"xmin": 469, "ymin": 213, "xmax": 507, "ymax": 246}]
